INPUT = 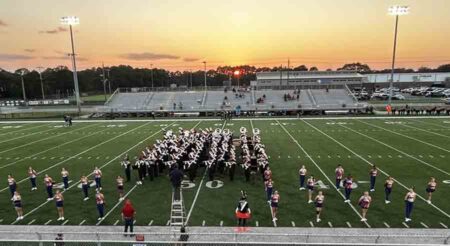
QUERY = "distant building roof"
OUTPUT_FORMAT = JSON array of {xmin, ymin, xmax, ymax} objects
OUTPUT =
[{"xmin": 257, "ymin": 70, "xmax": 364, "ymax": 80}]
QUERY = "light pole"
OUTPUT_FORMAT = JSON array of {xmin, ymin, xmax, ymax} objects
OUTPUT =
[
  {"xmin": 387, "ymin": 5, "xmax": 409, "ymax": 105},
  {"xmin": 20, "ymin": 71, "xmax": 27, "ymax": 101},
  {"xmin": 234, "ymin": 70, "xmax": 241, "ymax": 88},
  {"xmin": 61, "ymin": 16, "xmax": 81, "ymax": 115},
  {"xmin": 150, "ymin": 64, "xmax": 154, "ymax": 90},
  {"xmin": 36, "ymin": 66, "xmax": 45, "ymax": 99},
  {"xmin": 202, "ymin": 61, "xmax": 207, "ymax": 90},
  {"xmin": 101, "ymin": 63, "xmax": 108, "ymax": 102},
  {"xmin": 106, "ymin": 69, "xmax": 111, "ymax": 94}
]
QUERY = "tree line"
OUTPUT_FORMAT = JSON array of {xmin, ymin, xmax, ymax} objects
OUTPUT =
[{"xmin": 1, "ymin": 63, "xmax": 449, "ymax": 100}]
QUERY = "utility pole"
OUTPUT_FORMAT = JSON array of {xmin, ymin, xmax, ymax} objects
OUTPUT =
[
  {"xmin": 20, "ymin": 71, "xmax": 27, "ymax": 101},
  {"xmin": 189, "ymin": 69, "xmax": 193, "ymax": 89},
  {"xmin": 150, "ymin": 64, "xmax": 154, "ymax": 90},
  {"xmin": 106, "ymin": 69, "xmax": 111, "ymax": 94},
  {"xmin": 203, "ymin": 61, "xmax": 207, "ymax": 90},
  {"xmin": 101, "ymin": 63, "xmax": 107, "ymax": 102},
  {"xmin": 287, "ymin": 58, "xmax": 290, "ymax": 86},
  {"xmin": 37, "ymin": 66, "xmax": 45, "ymax": 99}
]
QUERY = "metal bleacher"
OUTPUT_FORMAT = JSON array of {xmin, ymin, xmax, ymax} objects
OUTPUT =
[{"xmin": 102, "ymin": 86, "xmax": 363, "ymax": 114}]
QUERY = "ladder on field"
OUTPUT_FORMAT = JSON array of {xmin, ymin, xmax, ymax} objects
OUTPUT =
[{"xmin": 170, "ymin": 187, "xmax": 186, "ymax": 233}]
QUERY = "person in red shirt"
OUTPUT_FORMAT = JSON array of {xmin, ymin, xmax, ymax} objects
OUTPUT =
[{"xmin": 122, "ymin": 199, "xmax": 136, "ymax": 236}]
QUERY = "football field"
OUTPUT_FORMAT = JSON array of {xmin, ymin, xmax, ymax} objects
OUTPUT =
[{"xmin": 0, "ymin": 117, "xmax": 449, "ymax": 229}]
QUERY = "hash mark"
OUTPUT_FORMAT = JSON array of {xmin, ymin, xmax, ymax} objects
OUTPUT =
[
  {"xmin": 255, "ymin": 221, "xmax": 259, "ymax": 227},
  {"xmin": 220, "ymin": 220, "xmax": 223, "ymax": 227},
  {"xmin": 291, "ymin": 221, "xmax": 296, "ymax": 227},
  {"xmin": 114, "ymin": 220, "xmax": 119, "ymax": 225},
  {"xmin": 420, "ymin": 222, "xmax": 429, "ymax": 228},
  {"xmin": 402, "ymin": 222, "xmax": 410, "ymax": 228},
  {"xmin": 440, "ymin": 222, "xmax": 448, "ymax": 229},
  {"xmin": 202, "ymin": 220, "xmax": 206, "ymax": 226},
  {"xmin": 44, "ymin": 219, "xmax": 52, "ymax": 225},
  {"xmin": 79, "ymin": 220, "xmax": 86, "ymax": 225},
  {"xmin": 62, "ymin": 220, "xmax": 69, "ymax": 225},
  {"xmin": 27, "ymin": 219, "xmax": 36, "ymax": 225},
  {"xmin": 148, "ymin": 220, "xmax": 153, "ymax": 226},
  {"xmin": 383, "ymin": 222, "xmax": 390, "ymax": 228},
  {"xmin": 309, "ymin": 221, "xmax": 314, "ymax": 227},
  {"xmin": 328, "ymin": 222, "xmax": 333, "ymax": 228},
  {"xmin": 346, "ymin": 221, "xmax": 352, "ymax": 228}
]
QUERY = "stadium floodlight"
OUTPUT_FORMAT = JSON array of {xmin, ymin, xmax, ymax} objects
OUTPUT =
[
  {"xmin": 387, "ymin": 6, "xmax": 409, "ymax": 106},
  {"xmin": 203, "ymin": 61, "xmax": 207, "ymax": 90},
  {"xmin": 61, "ymin": 16, "xmax": 81, "ymax": 115},
  {"xmin": 234, "ymin": 70, "xmax": 241, "ymax": 88}
]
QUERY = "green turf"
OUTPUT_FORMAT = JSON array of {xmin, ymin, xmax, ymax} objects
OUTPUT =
[{"xmin": 0, "ymin": 117, "xmax": 449, "ymax": 228}]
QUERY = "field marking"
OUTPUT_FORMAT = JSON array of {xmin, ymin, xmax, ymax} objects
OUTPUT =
[
  {"xmin": 301, "ymin": 120, "xmax": 450, "ymax": 220},
  {"xmin": 0, "ymin": 124, "xmax": 49, "ymax": 137},
  {"xmin": 166, "ymin": 220, "xmax": 170, "ymax": 226},
  {"xmin": 79, "ymin": 220, "xmax": 86, "ymax": 225},
  {"xmin": 252, "ymin": 119, "xmax": 277, "ymax": 227},
  {"xmin": 202, "ymin": 220, "xmax": 206, "ymax": 226},
  {"xmin": 0, "ymin": 125, "xmax": 58, "ymax": 144},
  {"xmin": 10, "ymin": 122, "xmax": 174, "ymax": 223},
  {"xmin": 276, "ymin": 120, "xmax": 371, "ymax": 228},
  {"xmin": 148, "ymin": 220, "xmax": 153, "ymax": 226},
  {"xmin": 328, "ymin": 222, "xmax": 333, "ymax": 228},
  {"xmin": 27, "ymin": 219, "xmax": 36, "ymax": 225},
  {"xmin": 0, "ymin": 123, "xmax": 98, "ymax": 155},
  {"xmin": 291, "ymin": 221, "xmax": 295, "ymax": 227},
  {"xmin": 220, "ymin": 220, "xmax": 223, "ymax": 227},
  {"xmin": 402, "ymin": 222, "xmax": 410, "ymax": 228},
  {"xmin": 420, "ymin": 222, "xmax": 429, "ymax": 228},
  {"xmin": 412, "ymin": 119, "xmax": 450, "ymax": 130},
  {"xmin": 309, "ymin": 221, "xmax": 314, "ymax": 227},
  {"xmin": 346, "ymin": 222, "xmax": 352, "ymax": 228},
  {"xmin": 44, "ymin": 219, "xmax": 52, "ymax": 225},
  {"xmin": 359, "ymin": 120, "xmax": 450, "ymax": 153},
  {"xmin": 440, "ymin": 222, "xmax": 448, "ymax": 229},
  {"xmin": 2, "ymin": 115, "xmax": 450, "ymax": 124},
  {"xmin": 114, "ymin": 220, "xmax": 120, "ymax": 226},
  {"xmin": 185, "ymin": 120, "xmax": 220, "ymax": 226},
  {"xmin": 1, "ymin": 122, "xmax": 154, "ymax": 193},
  {"xmin": 400, "ymin": 122, "xmax": 450, "ymax": 139},
  {"xmin": 96, "ymin": 184, "xmax": 138, "ymax": 225},
  {"xmin": 341, "ymin": 123, "xmax": 450, "ymax": 176},
  {"xmin": 0, "ymin": 124, "xmax": 103, "ymax": 170},
  {"xmin": 62, "ymin": 220, "xmax": 69, "ymax": 225},
  {"xmin": 383, "ymin": 222, "xmax": 390, "ymax": 228}
]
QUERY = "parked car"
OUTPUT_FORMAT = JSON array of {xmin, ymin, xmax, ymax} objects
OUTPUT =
[{"xmin": 392, "ymin": 94, "xmax": 406, "ymax": 100}]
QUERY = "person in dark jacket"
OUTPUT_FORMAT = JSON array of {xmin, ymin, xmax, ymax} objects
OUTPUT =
[{"xmin": 170, "ymin": 166, "xmax": 183, "ymax": 201}]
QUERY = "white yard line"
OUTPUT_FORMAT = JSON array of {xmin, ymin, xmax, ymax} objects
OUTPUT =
[
  {"xmin": 301, "ymin": 119, "xmax": 450, "ymax": 220},
  {"xmin": 0, "ymin": 123, "xmax": 98, "ymax": 155},
  {"xmin": 412, "ymin": 119, "xmax": 450, "ymax": 130},
  {"xmin": 1, "ymin": 122, "xmax": 154, "ymax": 193},
  {"xmin": 0, "ymin": 125, "xmax": 58, "ymax": 144},
  {"xmin": 148, "ymin": 220, "xmax": 153, "ymax": 226},
  {"xmin": 27, "ymin": 219, "xmax": 36, "ymax": 225},
  {"xmin": 10, "ymin": 122, "xmax": 174, "ymax": 223},
  {"xmin": 383, "ymin": 222, "xmax": 390, "ymax": 228},
  {"xmin": 79, "ymin": 220, "xmax": 86, "ymax": 226},
  {"xmin": 0, "ymin": 124, "xmax": 49, "ymax": 137},
  {"xmin": 0, "ymin": 124, "xmax": 105, "ymax": 169},
  {"xmin": 62, "ymin": 220, "xmax": 69, "ymax": 225},
  {"xmin": 113, "ymin": 220, "xmax": 120, "ymax": 226},
  {"xmin": 440, "ymin": 222, "xmax": 448, "ymax": 229},
  {"xmin": 291, "ymin": 221, "xmax": 295, "ymax": 227},
  {"xmin": 358, "ymin": 120, "xmax": 450, "ymax": 153},
  {"xmin": 339, "ymin": 123, "xmax": 450, "ymax": 176},
  {"xmin": 328, "ymin": 222, "xmax": 333, "ymax": 228},
  {"xmin": 402, "ymin": 222, "xmax": 410, "ymax": 228},
  {"xmin": 276, "ymin": 120, "xmax": 371, "ymax": 228},
  {"xmin": 346, "ymin": 221, "xmax": 352, "ymax": 228},
  {"xmin": 220, "ymin": 220, "xmax": 223, "ymax": 227},
  {"xmin": 44, "ymin": 219, "xmax": 52, "ymax": 225},
  {"xmin": 420, "ymin": 222, "xmax": 429, "ymax": 228},
  {"xmin": 401, "ymin": 122, "xmax": 450, "ymax": 139},
  {"xmin": 96, "ymin": 184, "xmax": 138, "ymax": 225},
  {"xmin": 309, "ymin": 221, "xmax": 315, "ymax": 227}
]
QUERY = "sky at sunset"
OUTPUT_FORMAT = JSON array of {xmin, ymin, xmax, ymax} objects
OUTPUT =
[{"xmin": 0, "ymin": 0, "xmax": 449, "ymax": 72}]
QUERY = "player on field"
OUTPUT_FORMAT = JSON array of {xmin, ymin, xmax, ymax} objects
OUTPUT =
[
  {"xmin": 28, "ymin": 167, "xmax": 37, "ymax": 191},
  {"xmin": 80, "ymin": 175, "xmax": 90, "ymax": 201},
  {"xmin": 121, "ymin": 154, "xmax": 132, "ymax": 182},
  {"xmin": 314, "ymin": 191, "xmax": 324, "ymax": 222},
  {"xmin": 369, "ymin": 165, "xmax": 378, "ymax": 192},
  {"xmin": 343, "ymin": 175, "xmax": 353, "ymax": 203},
  {"xmin": 117, "ymin": 175, "xmax": 125, "ymax": 201},
  {"xmin": 298, "ymin": 165, "xmax": 307, "ymax": 190},
  {"xmin": 335, "ymin": 164, "xmax": 344, "ymax": 189},
  {"xmin": 271, "ymin": 190, "xmax": 279, "ymax": 222},
  {"xmin": 426, "ymin": 177, "xmax": 437, "ymax": 204},
  {"xmin": 265, "ymin": 178, "xmax": 273, "ymax": 202},
  {"xmin": 235, "ymin": 191, "xmax": 251, "ymax": 227},
  {"xmin": 384, "ymin": 176, "xmax": 394, "ymax": 204},
  {"xmin": 55, "ymin": 190, "xmax": 65, "ymax": 221},
  {"xmin": 7, "ymin": 174, "xmax": 17, "ymax": 198},
  {"xmin": 263, "ymin": 167, "xmax": 272, "ymax": 182},
  {"xmin": 358, "ymin": 191, "xmax": 372, "ymax": 222},
  {"xmin": 404, "ymin": 187, "xmax": 416, "ymax": 222},
  {"xmin": 307, "ymin": 175, "xmax": 316, "ymax": 203},
  {"xmin": 44, "ymin": 174, "xmax": 54, "ymax": 200},
  {"xmin": 61, "ymin": 168, "xmax": 69, "ymax": 190},
  {"xmin": 12, "ymin": 191, "xmax": 23, "ymax": 221},
  {"xmin": 96, "ymin": 190, "xmax": 105, "ymax": 221},
  {"xmin": 93, "ymin": 167, "xmax": 102, "ymax": 191}
]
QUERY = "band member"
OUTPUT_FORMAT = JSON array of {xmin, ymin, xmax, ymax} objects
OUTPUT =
[
  {"xmin": 12, "ymin": 191, "xmax": 23, "ymax": 220},
  {"xmin": 121, "ymin": 154, "xmax": 131, "ymax": 182},
  {"xmin": 384, "ymin": 176, "xmax": 394, "ymax": 204},
  {"xmin": 358, "ymin": 191, "xmax": 372, "ymax": 222},
  {"xmin": 55, "ymin": 190, "xmax": 64, "ymax": 221},
  {"xmin": 235, "ymin": 191, "xmax": 251, "ymax": 227},
  {"xmin": 117, "ymin": 175, "xmax": 125, "ymax": 201},
  {"xmin": 7, "ymin": 175, "xmax": 17, "ymax": 198},
  {"xmin": 44, "ymin": 174, "xmax": 54, "ymax": 200},
  {"xmin": 264, "ymin": 167, "xmax": 272, "ymax": 182},
  {"xmin": 299, "ymin": 165, "xmax": 307, "ymax": 190},
  {"xmin": 315, "ymin": 191, "xmax": 324, "ymax": 223},
  {"xmin": 307, "ymin": 175, "xmax": 316, "ymax": 203},
  {"xmin": 426, "ymin": 177, "xmax": 437, "ymax": 204},
  {"xmin": 404, "ymin": 187, "xmax": 416, "ymax": 222},
  {"xmin": 28, "ymin": 167, "xmax": 37, "ymax": 191},
  {"xmin": 335, "ymin": 164, "xmax": 344, "ymax": 189},
  {"xmin": 96, "ymin": 190, "xmax": 105, "ymax": 221},
  {"xmin": 343, "ymin": 175, "xmax": 353, "ymax": 203},
  {"xmin": 369, "ymin": 165, "xmax": 378, "ymax": 192},
  {"xmin": 265, "ymin": 178, "xmax": 274, "ymax": 202},
  {"xmin": 61, "ymin": 168, "xmax": 69, "ymax": 190},
  {"xmin": 80, "ymin": 175, "xmax": 90, "ymax": 201},
  {"xmin": 93, "ymin": 167, "xmax": 102, "ymax": 190},
  {"xmin": 271, "ymin": 190, "xmax": 280, "ymax": 222}
]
